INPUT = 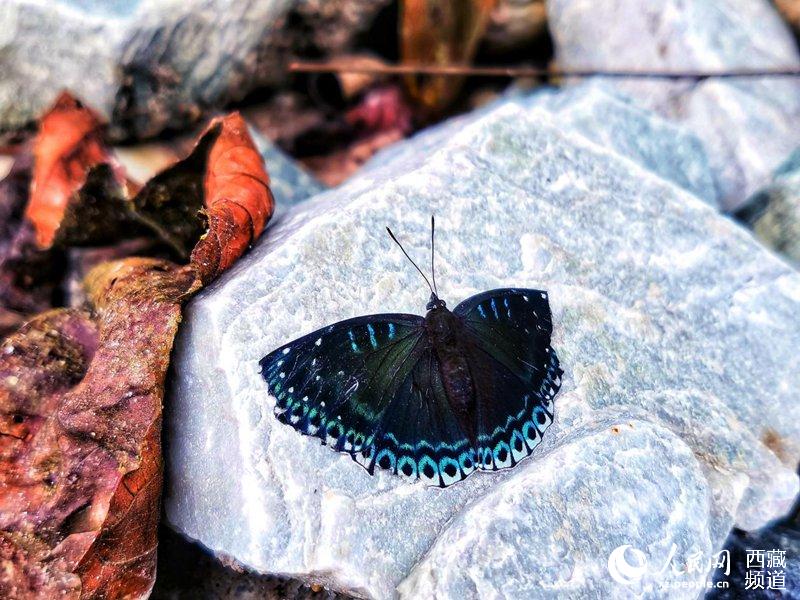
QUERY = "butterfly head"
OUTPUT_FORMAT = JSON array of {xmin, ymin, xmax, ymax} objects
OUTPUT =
[{"xmin": 426, "ymin": 292, "xmax": 447, "ymax": 311}]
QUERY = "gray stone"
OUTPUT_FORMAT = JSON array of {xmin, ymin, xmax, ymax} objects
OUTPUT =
[
  {"xmin": 0, "ymin": 0, "xmax": 389, "ymax": 139},
  {"xmin": 165, "ymin": 100, "xmax": 800, "ymax": 599},
  {"xmin": 735, "ymin": 146, "xmax": 800, "ymax": 269},
  {"xmin": 400, "ymin": 419, "xmax": 714, "ymax": 598},
  {"xmin": 367, "ymin": 82, "xmax": 718, "ymax": 206},
  {"xmin": 547, "ymin": 0, "xmax": 800, "ymax": 211},
  {"xmin": 509, "ymin": 82, "xmax": 718, "ymax": 205},
  {"xmin": 248, "ymin": 126, "xmax": 325, "ymax": 210}
]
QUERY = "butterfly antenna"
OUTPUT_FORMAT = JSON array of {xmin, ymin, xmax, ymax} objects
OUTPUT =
[
  {"xmin": 386, "ymin": 226, "xmax": 435, "ymax": 296},
  {"xmin": 430, "ymin": 215, "xmax": 439, "ymax": 296}
]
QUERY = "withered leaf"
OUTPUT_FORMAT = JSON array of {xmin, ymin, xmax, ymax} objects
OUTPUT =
[
  {"xmin": 25, "ymin": 93, "xmax": 134, "ymax": 250},
  {"xmin": 401, "ymin": 0, "xmax": 497, "ymax": 114},
  {"xmin": 0, "ymin": 95, "xmax": 275, "ymax": 598},
  {"xmin": 132, "ymin": 112, "xmax": 274, "ymax": 283},
  {"xmin": 0, "ymin": 259, "xmax": 196, "ymax": 599},
  {"xmin": 21, "ymin": 96, "xmax": 273, "ymax": 282},
  {"xmin": 2, "ymin": 95, "xmax": 274, "ymax": 328}
]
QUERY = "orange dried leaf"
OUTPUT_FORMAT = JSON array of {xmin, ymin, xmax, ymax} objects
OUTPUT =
[
  {"xmin": 132, "ymin": 112, "xmax": 274, "ymax": 284},
  {"xmin": 192, "ymin": 112, "xmax": 273, "ymax": 282},
  {"xmin": 26, "ymin": 93, "xmax": 129, "ymax": 250}
]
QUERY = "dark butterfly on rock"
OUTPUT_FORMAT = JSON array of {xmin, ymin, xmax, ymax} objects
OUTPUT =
[{"xmin": 259, "ymin": 217, "xmax": 562, "ymax": 487}]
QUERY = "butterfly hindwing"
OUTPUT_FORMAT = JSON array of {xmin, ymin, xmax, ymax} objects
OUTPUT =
[
  {"xmin": 371, "ymin": 346, "xmax": 476, "ymax": 487},
  {"xmin": 259, "ymin": 314, "xmax": 427, "ymax": 472},
  {"xmin": 454, "ymin": 288, "xmax": 562, "ymax": 471}
]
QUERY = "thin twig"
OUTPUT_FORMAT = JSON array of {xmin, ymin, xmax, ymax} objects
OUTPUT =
[{"xmin": 289, "ymin": 60, "xmax": 800, "ymax": 80}]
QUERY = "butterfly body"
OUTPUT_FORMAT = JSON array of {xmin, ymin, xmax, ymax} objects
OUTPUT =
[
  {"xmin": 259, "ymin": 287, "xmax": 562, "ymax": 488},
  {"xmin": 423, "ymin": 299, "xmax": 480, "ymax": 445}
]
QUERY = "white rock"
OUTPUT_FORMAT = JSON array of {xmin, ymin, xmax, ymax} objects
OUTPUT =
[
  {"xmin": 366, "ymin": 82, "xmax": 718, "ymax": 205},
  {"xmin": 547, "ymin": 0, "xmax": 800, "ymax": 210},
  {"xmin": 516, "ymin": 82, "xmax": 718, "ymax": 206},
  {"xmin": 0, "ymin": 0, "xmax": 389, "ymax": 138},
  {"xmin": 400, "ymin": 419, "xmax": 713, "ymax": 599},
  {"xmin": 165, "ymin": 100, "xmax": 800, "ymax": 598}
]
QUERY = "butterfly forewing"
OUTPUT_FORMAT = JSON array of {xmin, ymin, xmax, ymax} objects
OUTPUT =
[
  {"xmin": 259, "ymin": 314, "xmax": 425, "ymax": 468},
  {"xmin": 454, "ymin": 288, "xmax": 562, "ymax": 471}
]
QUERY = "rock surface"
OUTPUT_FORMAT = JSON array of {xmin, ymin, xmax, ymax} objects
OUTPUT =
[
  {"xmin": 365, "ymin": 82, "xmax": 718, "ymax": 206},
  {"xmin": 165, "ymin": 91, "xmax": 800, "ymax": 598},
  {"xmin": 513, "ymin": 83, "xmax": 719, "ymax": 206},
  {"xmin": 547, "ymin": 0, "xmax": 800, "ymax": 211},
  {"xmin": 735, "ymin": 147, "xmax": 800, "ymax": 269},
  {"xmin": 0, "ymin": 0, "xmax": 389, "ymax": 139},
  {"xmin": 249, "ymin": 127, "xmax": 326, "ymax": 210}
]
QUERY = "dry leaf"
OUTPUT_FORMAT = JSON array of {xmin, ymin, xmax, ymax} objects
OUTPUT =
[
  {"xmin": 28, "ymin": 97, "xmax": 276, "ymax": 283},
  {"xmin": 25, "ymin": 93, "xmax": 132, "ymax": 250},
  {"xmin": 130, "ymin": 112, "xmax": 274, "ymax": 284},
  {"xmin": 0, "ymin": 259, "xmax": 196, "ymax": 599},
  {"xmin": 0, "ymin": 94, "xmax": 275, "ymax": 598},
  {"xmin": 401, "ymin": 0, "xmax": 497, "ymax": 114}
]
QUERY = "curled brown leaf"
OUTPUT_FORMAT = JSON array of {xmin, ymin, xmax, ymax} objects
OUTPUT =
[
  {"xmin": 132, "ymin": 112, "xmax": 274, "ymax": 283},
  {"xmin": 26, "ymin": 93, "xmax": 131, "ymax": 250}
]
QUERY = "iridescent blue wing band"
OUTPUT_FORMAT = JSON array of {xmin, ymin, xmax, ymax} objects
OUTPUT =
[{"xmin": 370, "ymin": 345, "xmax": 476, "ymax": 487}]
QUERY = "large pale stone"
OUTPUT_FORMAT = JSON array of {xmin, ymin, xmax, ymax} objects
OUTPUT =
[
  {"xmin": 547, "ymin": 0, "xmax": 800, "ymax": 211},
  {"xmin": 0, "ymin": 0, "xmax": 389, "ymax": 139},
  {"xmin": 165, "ymin": 99, "xmax": 800, "ymax": 598},
  {"xmin": 366, "ymin": 82, "xmax": 718, "ymax": 205}
]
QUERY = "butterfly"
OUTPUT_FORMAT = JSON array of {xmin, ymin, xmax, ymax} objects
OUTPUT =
[{"xmin": 259, "ymin": 217, "xmax": 562, "ymax": 487}]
